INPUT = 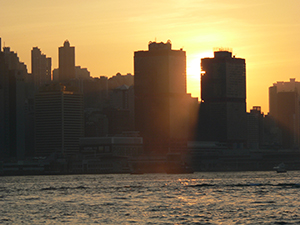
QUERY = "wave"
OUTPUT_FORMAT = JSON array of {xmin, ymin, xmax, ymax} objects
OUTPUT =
[
  {"xmin": 40, "ymin": 185, "xmax": 89, "ymax": 191},
  {"xmin": 187, "ymin": 183, "xmax": 300, "ymax": 188}
]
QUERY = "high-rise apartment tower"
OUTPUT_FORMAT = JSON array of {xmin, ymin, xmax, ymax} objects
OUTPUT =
[
  {"xmin": 31, "ymin": 47, "xmax": 51, "ymax": 90},
  {"xmin": 59, "ymin": 40, "xmax": 75, "ymax": 82},
  {"xmin": 35, "ymin": 83, "xmax": 84, "ymax": 157},
  {"xmin": 134, "ymin": 41, "xmax": 196, "ymax": 153},
  {"xmin": 269, "ymin": 79, "xmax": 300, "ymax": 148},
  {"xmin": 199, "ymin": 50, "xmax": 246, "ymax": 146}
]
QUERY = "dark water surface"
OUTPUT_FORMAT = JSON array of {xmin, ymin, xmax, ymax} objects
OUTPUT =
[{"xmin": 1, "ymin": 171, "xmax": 300, "ymax": 224}]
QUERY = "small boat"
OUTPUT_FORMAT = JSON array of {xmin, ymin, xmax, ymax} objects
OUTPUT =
[{"xmin": 273, "ymin": 163, "xmax": 287, "ymax": 173}]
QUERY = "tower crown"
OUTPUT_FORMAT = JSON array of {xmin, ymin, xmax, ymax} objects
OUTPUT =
[
  {"xmin": 214, "ymin": 51, "xmax": 232, "ymax": 58},
  {"xmin": 64, "ymin": 40, "xmax": 70, "ymax": 47},
  {"xmin": 148, "ymin": 40, "xmax": 172, "ymax": 51}
]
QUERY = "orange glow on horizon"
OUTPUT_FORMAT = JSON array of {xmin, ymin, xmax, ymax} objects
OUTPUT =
[{"xmin": 1, "ymin": 0, "xmax": 299, "ymax": 114}]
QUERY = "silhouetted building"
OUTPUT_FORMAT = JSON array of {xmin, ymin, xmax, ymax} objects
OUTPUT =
[
  {"xmin": 80, "ymin": 77, "xmax": 108, "ymax": 109},
  {"xmin": 58, "ymin": 40, "xmax": 75, "ymax": 82},
  {"xmin": 75, "ymin": 66, "xmax": 90, "ymax": 79},
  {"xmin": 0, "ymin": 45, "xmax": 28, "ymax": 160},
  {"xmin": 110, "ymin": 84, "xmax": 130, "ymax": 110},
  {"xmin": 269, "ymin": 79, "xmax": 300, "ymax": 149},
  {"xmin": 31, "ymin": 47, "xmax": 51, "ymax": 90},
  {"xmin": 263, "ymin": 113, "xmax": 282, "ymax": 147},
  {"xmin": 52, "ymin": 68, "xmax": 59, "ymax": 82},
  {"xmin": 109, "ymin": 84, "xmax": 135, "ymax": 127},
  {"xmin": 134, "ymin": 41, "xmax": 197, "ymax": 154},
  {"xmin": 85, "ymin": 110, "xmax": 109, "ymax": 137},
  {"xmin": 69, "ymin": 137, "xmax": 144, "ymax": 174},
  {"xmin": 108, "ymin": 73, "xmax": 133, "ymax": 90},
  {"xmin": 103, "ymin": 107, "xmax": 133, "ymax": 136},
  {"xmin": 269, "ymin": 85, "xmax": 278, "ymax": 120},
  {"xmin": 79, "ymin": 137, "xmax": 143, "ymax": 158},
  {"xmin": 199, "ymin": 50, "xmax": 246, "ymax": 147},
  {"xmin": 54, "ymin": 48, "xmax": 107, "ymax": 111},
  {"xmin": 84, "ymin": 80, "xmax": 135, "ymax": 138},
  {"xmin": 35, "ymin": 83, "xmax": 84, "ymax": 157},
  {"xmin": 269, "ymin": 78, "xmax": 300, "ymax": 119},
  {"xmin": 277, "ymin": 92, "xmax": 299, "ymax": 148},
  {"xmin": 247, "ymin": 106, "xmax": 264, "ymax": 149}
]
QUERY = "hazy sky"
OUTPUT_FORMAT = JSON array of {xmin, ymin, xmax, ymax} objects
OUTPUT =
[{"xmin": 1, "ymin": 0, "xmax": 300, "ymax": 112}]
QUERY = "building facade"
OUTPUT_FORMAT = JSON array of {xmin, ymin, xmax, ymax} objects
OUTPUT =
[
  {"xmin": 269, "ymin": 79, "xmax": 300, "ymax": 149},
  {"xmin": 58, "ymin": 40, "xmax": 75, "ymax": 82},
  {"xmin": 134, "ymin": 41, "xmax": 197, "ymax": 154},
  {"xmin": 31, "ymin": 47, "xmax": 51, "ymax": 90},
  {"xmin": 198, "ymin": 50, "xmax": 246, "ymax": 147},
  {"xmin": 35, "ymin": 83, "xmax": 84, "ymax": 157},
  {"xmin": 0, "ymin": 43, "xmax": 28, "ymax": 160},
  {"xmin": 247, "ymin": 106, "xmax": 264, "ymax": 149}
]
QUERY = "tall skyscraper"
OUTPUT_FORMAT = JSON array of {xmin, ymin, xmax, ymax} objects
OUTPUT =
[
  {"xmin": 35, "ymin": 83, "xmax": 84, "ymax": 157},
  {"xmin": 134, "ymin": 41, "xmax": 197, "ymax": 154},
  {"xmin": 0, "ymin": 45, "xmax": 28, "ymax": 159},
  {"xmin": 247, "ymin": 106, "xmax": 264, "ymax": 149},
  {"xmin": 31, "ymin": 47, "xmax": 51, "ymax": 90},
  {"xmin": 269, "ymin": 79, "xmax": 300, "ymax": 148},
  {"xmin": 269, "ymin": 78, "xmax": 300, "ymax": 119},
  {"xmin": 199, "ymin": 50, "xmax": 246, "ymax": 146},
  {"xmin": 59, "ymin": 40, "xmax": 75, "ymax": 82}
]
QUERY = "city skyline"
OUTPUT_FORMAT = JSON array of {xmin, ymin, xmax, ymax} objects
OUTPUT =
[
  {"xmin": 1, "ymin": 38, "xmax": 300, "ymax": 173},
  {"xmin": 1, "ymin": 0, "xmax": 300, "ymax": 113}
]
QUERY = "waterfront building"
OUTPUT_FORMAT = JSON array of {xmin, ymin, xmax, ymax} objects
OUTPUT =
[
  {"xmin": 198, "ymin": 50, "xmax": 247, "ymax": 147},
  {"xmin": 0, "ymin": 43, "xmax": 28, "ymax": 160},
  {"xmin": 34, "ymin": 83, "xmax": 84, "ymax": 157},
  {"xmin": 269, "ymin": 79, "xmax": 300, "ymax": 149},
  {"xmin": 269, "ymin": 79, "xmax": 300, "ymax": 119},
  {"xmin": 70, "ymin": 136, "xmax": 144, "ymax": 174},
  {"xmin": 247, "ymin": 106, "xmax": 264, "ymax": 149},
  {"xmin": 79, "ymin": 136, "xmax": 143, "ymax": 158},
  {"xmin": 134, "ymin": 41, "xmax": 197, "ymax": 154}
]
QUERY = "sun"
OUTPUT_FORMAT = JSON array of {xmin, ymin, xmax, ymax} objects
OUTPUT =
[
  {"xmin": 186, "ymin": 51, "xmax": 214, "ymax": 99},
  {"xmin": 187, "ymin": 51, "xmax": 214, "ymax": 76}
]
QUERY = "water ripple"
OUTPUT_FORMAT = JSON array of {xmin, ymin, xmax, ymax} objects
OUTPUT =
[{"xmin": 1, "ymin": 171, "xmax": 300, "ymax": 224}]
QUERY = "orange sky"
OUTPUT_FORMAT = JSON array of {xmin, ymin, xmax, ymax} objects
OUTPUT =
[{"xmin": 1, "ymin": 0, "xmax": 300, "ymax": 113}]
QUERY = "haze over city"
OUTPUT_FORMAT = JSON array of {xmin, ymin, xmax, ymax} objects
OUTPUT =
[
  {"xmin": 2, "ymin": 2, "xmax": 300, "ymax": 223},
  {"xmin": 2, "ymin": 0, "xmax": 299, "ymax": 113}
]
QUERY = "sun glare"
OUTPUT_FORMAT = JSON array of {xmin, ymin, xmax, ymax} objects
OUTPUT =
[
  {"xmin": 187, "ymin": 51, "xmax": 214, "ymax": 99},
  {"xmin": 187, "ymin": 52, "xmax": 214, "ymax": 76}
]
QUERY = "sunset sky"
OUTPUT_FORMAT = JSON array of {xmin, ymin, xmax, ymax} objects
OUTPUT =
[{"xmin": 1, "ymin": 0, "xmax": 299, "ymax": 113}]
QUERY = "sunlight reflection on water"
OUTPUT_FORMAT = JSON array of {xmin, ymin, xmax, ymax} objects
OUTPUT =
[{"xmin": 0, "ymin": 171, "xmax": 300, "ymax": 224}]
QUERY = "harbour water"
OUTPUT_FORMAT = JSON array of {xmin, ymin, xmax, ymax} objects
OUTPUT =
[{"xmin": 1, "ymin": 171, "xmax": 300, "ymax": 224}]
